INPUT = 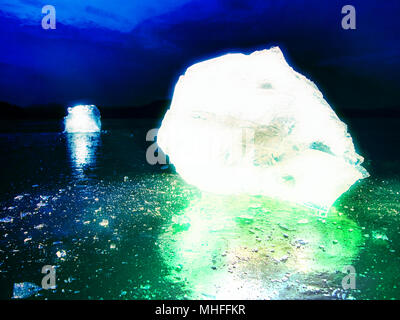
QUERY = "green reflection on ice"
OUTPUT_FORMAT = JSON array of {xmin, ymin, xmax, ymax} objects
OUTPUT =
[{"xmin": 159, "ymin": 193, "xmax": 363, "ymax": 299}]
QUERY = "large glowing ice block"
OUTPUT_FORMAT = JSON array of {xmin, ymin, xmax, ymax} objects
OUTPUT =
[
  {"xmin": 64, "ymin": 105, "xmax": 101, "ymax": 133},
  {"xmin": 157, "ymin": 47, "xmax": 369, "ymax": 211}
]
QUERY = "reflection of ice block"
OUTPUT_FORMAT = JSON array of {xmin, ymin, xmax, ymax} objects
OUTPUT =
[
  {"xmin": 67, "ymin": 133, "xmax": 100, "ymax": 171},
  {"xmin": 157, "ymin": 47, "xmax": 369, "ymax": 212},
  {"xmin": 64, "ymin": 105, "xmax": 101, "ymax": 133}
]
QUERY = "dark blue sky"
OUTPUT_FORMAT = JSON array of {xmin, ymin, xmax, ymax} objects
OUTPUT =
[{"xmin": 1, "ymin": 0, "xmax": 399, "ymax": 110}]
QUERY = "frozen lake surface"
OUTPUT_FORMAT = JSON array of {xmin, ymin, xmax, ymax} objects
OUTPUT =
[{"xmin": 0, "ymin": 118, "xmax": 399, "ymax": 300}]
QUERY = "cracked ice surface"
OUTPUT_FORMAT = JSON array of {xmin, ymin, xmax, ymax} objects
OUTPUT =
[{"xmin": 157, "ymin": 47, "xmax": 369, "ymax": 212}]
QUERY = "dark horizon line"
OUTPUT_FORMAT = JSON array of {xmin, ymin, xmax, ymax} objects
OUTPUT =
[
  {"xmin": 0, "ymin": 99, "xmax": 171, "ymax": 120},
  {"xmin": 1, "ymin": 100, "xmax": 400, "ymax": 120}
]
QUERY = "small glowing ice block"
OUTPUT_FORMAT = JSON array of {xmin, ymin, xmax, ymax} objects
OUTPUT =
[
  {"xmin": 157, "ymin": 47, "xmax": 369, "ymax": 212},
  {"xmin": 64, "ymin": 104, "xmax": 101, "ymax": 133}
]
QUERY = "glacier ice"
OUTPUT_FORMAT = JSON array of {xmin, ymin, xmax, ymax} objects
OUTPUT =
[
  {"xmin": 64, "ymin": 105, "xmax": 101, "ymax": 133},
  {"xmin": 157, "ymin": 47, "xmax": 369, "ymax": 212}
]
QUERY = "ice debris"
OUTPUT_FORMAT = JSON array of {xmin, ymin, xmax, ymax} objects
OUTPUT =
[{"xmin": 12, "ymin": 282, "xmax": 42, "ymax": 299}]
